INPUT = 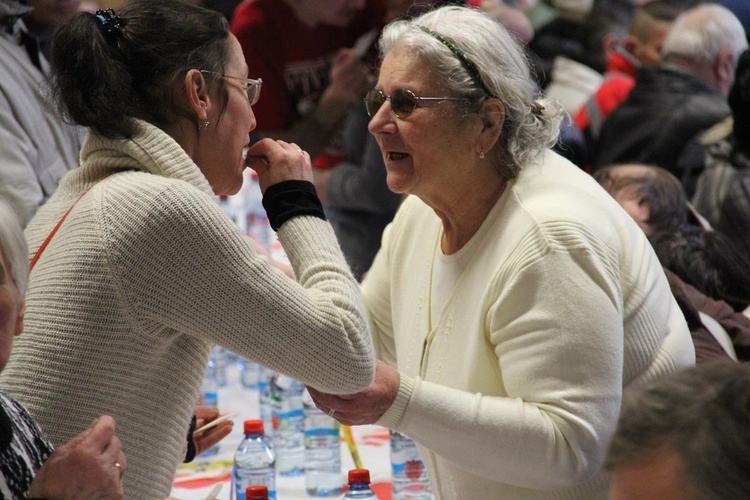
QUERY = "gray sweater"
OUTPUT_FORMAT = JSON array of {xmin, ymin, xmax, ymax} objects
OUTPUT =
[{"xmin": 0, "ymin": 0, "xmax": 84, "ymax": 226}]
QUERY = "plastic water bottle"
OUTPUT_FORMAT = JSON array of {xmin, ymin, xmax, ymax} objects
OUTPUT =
[
  {"xmin": 390, "ymin": 431, "xmax": 432, "ymax": 499},
  {"xmin": 210, "ymin": 346, "xmax": 228, "ymax": 388},
  {"xmin": 245, "ymin": 485, "xmax": 269, "ymax": 500},
  {"xmin": 233, "ymin": 420, "xmax": 276, "ymax": 500},
  {"xmin": 258, "ymin": 366, "xmax": 274, "ymax": 442},
  {"xmin": 271, "ymin": 374, "xmax": 305, "ymax": 476},
  {"xmin": 304, "ymin": 391, "xmax": 343, "ymax": 496},
  {"xmin": 198, "ymin": 359, "xmax": 219, "ymax": 458},
  {"xmin": 343, "ymin": 469, "xmax": 376, "ymax": 498},
  {"xmin": 239, "ymin": 358, "xmax": 260, "ymax": 389}
]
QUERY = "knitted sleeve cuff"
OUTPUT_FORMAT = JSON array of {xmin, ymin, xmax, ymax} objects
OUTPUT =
[{"xmin": 262, "ymin": 180, "xmax": 326, "ymax": 231}]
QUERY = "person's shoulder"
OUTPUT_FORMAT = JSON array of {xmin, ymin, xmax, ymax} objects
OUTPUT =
[{"xmin": 100, "ymin": 171, "xmax": 221, "ymax": 225}]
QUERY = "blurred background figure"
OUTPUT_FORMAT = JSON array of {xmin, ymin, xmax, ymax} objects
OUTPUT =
[
  {"xmin": 692, "ymin": 49, "xmax": 750, "ymax": 258},
  {"xmin": 0, "ymin": 0, "xmax": 85, "ymax": 226},
  {"xmin": 0, "ymin": 200, "xmax": 125, "ymax": 500},
  {"xmin": 574, "ymin": 0, "xmax": 682, "ymax": 161},
  {"xmin": 230, "ymin": 0, "xmax": 379, "ymax": 162},
  {"xmin": 595, "ymin": 163, "xmax": 750, "ymax": 362},
  {"xmin": 594, "ymin": 4, "xmax": 748, "ymax": 196},
  {"xmin": 543, "ymin": 0, "xmax": 635, "ymax": 116},
  {"xmin": 607, "ymin": 362, "xmax": 750, "ymax": 500}
]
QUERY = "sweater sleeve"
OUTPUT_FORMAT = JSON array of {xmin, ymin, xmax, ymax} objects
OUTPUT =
[
  {"xmin": 104, "ymin": 182, "xmax": 375, "ymax": 394},
  {"xmin": 378, "ymin": 241, "xmax": 625, "ymax": 489}
]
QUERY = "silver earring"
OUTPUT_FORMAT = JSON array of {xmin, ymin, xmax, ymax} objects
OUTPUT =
[
  {"xmin": 479, "ymin": 151, "xmax": 485, "ymax": 159},
  {"xmin": 199, "ymin": 120, "xmax": 210, "ymax": 130}
]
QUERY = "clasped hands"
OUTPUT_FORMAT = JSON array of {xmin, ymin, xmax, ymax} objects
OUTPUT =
[{"xmin": 307, "ymin": 360, "xmax": 401, "ymax": 426}]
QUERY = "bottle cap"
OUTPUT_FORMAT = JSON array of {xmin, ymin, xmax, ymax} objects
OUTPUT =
[
  {"xmin": 244, "ymin": 419, "xmax": 264, "ymax": 435},
  {"xmin": 246, "ymin": 485, "xmax": 269, "ymax": 499},
  {"xmin": 348, "ymin": 468, "xmax": 370, "ymax": 484}
]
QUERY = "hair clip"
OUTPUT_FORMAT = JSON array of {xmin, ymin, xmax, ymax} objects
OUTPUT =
[
  {"xmin": 94, "ymin": 8, "xmax": 122, "ymax": 43},
  {"xmin": 532, "ymin": 101, "xmax": 545, "ymax": 116}
]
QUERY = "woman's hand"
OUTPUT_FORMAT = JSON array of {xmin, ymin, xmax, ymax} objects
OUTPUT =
[
  {"xmin": 306, "ymin": 360, "xmax": 401, "ymax": 426},
  {"xmin": 245, "ymin": 139, "xmax": 311, "ymax": 193},
  {"xmin": 192, "ymin": 405, "xmax": 234, "ymax": 457},
  {"xmin": 28, "ymin": 415, "xmax": 125, "ymax": 500}
]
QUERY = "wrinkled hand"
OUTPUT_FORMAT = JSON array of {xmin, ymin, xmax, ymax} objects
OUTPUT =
[
  {"xmin": 326, "ymin": 48, "xmax": 373, "ymax": 104},
  {"xmin": 28, "ymin": 415, "xmax": 125, "ymax": 500},
  {"xmin": 245, "ymin": 138, "xmax": 311, "ymax": 193},
  {"xmin": 193, "ymin": 406, "xmax": 234, "ymax": 457},
  {"xmin": 307, "ymin": 361, "xmax": 400, "ymax": 426}
]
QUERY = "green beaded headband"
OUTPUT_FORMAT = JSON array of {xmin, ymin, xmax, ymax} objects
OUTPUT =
[{"xmin": 418, "ymin": 25, "xmax": 494, "ymax": 97}]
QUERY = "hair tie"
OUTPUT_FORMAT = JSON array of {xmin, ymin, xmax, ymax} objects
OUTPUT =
[
  {"xmin": 417, "ymin": 25, "xmax": 494, "ymax": 97},
  {"xmin": 94, "ymin": 8, "xmax": 122, "ymax": 44}
]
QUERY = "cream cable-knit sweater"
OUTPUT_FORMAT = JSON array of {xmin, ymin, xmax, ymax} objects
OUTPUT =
[
  {"xmin": 366, "ymin": 150, "xmax": 695, "ymax": 499},
  {"xmin": 0, "ymin": 120, "xmax": 375, "ymax": 499}
]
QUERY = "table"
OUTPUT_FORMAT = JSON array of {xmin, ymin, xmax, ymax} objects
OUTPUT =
[{"xmin": 171, "ymin": 364, "xmax": 393, "ymax": 500}]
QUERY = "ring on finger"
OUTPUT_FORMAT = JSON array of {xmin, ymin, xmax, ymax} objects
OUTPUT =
[{"xmin": 114, "ymin": 462, "xmax": 125, "ymax": 478}]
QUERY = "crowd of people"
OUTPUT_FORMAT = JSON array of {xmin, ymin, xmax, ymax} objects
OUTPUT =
[{"xmin": 1, "ymin": 0, "xmax": 749, "ymax": 499}]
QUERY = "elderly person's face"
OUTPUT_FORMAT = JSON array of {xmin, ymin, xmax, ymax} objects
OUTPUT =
[
  {"xmin": 368, "ymin": 52, "xmax": 481, "ymax": 200},
  {"xmin": 0, "ymin": 247, "xmax": 23, "ymax": 372}
]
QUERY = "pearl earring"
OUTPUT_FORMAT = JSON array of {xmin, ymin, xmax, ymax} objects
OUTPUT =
[{"xmin": 479, "ymin": 151, "xmax": 485, "ymax": 159}]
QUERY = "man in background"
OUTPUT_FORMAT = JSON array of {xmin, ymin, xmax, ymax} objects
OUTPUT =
[
  {"xmin": 594, "ymin": 4, "xmax": 747, "ymax": 196},
  {"xmin": 0, "ymin": 0, "xmax": 84, "ymax": 226}
]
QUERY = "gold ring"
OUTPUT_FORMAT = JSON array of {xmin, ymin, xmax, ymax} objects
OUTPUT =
[
  {"xmin": 327, "ymin": 408, "xmax": 336, "ymax": 417},
  {"xmin": 114, "ymin": 462, "xmax": 125, "ymax": 478}
]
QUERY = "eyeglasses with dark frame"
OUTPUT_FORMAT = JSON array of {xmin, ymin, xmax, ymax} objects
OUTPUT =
[
  {"xmin": 365, "ymin": 88, "xmax": 466, "ymax": 119},
  {"xmin": 200, "ymin": 70, "xmax": 263, "ymax": 106}
]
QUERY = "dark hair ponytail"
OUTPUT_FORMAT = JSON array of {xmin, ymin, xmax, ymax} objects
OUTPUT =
[{"xmin": 50, "ymin": 0, "xmax": 230, "ymax": 139}]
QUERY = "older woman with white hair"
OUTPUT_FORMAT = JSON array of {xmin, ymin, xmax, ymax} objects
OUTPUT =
[{"xmin": 308, "ymin": 5, "xmax": 695, "ymax": 499}]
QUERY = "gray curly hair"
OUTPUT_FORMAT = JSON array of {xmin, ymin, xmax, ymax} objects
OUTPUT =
[{"xmin": 379, "ymin": 5, "xmax": 563, "ymax": 178}]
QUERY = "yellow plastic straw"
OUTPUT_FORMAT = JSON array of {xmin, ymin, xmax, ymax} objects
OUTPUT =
[{"xmin": 342, "ymin": 425, "xmax": 363, "ymax": 470}]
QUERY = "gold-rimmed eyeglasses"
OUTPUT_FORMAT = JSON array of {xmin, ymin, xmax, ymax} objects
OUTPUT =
[
  {"xmin": 365, "ymin": 88, "xmax": 466, "ymax": 119},
  {"xmin": 200, "ymin": 70, "xmax": 263, "ymax": 106}
]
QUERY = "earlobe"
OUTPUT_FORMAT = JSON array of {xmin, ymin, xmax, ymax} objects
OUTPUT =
[
  {"xmin": 715, "ymin": 50, "xmax": 734, "ymax": 85},
  {"xmin": 478, "ymin": 98, "xmax": 505, "ymax": 153}
]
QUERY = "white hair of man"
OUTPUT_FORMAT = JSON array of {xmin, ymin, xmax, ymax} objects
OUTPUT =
[
  {"xmin": 662, "ymin": 4, "xmax": 748, "ymax": 68},
  {"xmin": 0, "ymin": 201, "xmax": 29, "ymax": 299},
  {"xmin": 379, "ymin": 5, "xmax": 564, "ymax": 179}
]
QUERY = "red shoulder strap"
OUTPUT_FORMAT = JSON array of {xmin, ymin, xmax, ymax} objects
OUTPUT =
[{"xmin": 29, "ymin": 186, "xmax": 96, "ymax": 272}]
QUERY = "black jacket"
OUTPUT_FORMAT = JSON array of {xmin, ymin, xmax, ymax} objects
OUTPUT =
[{"xmin": 594, "ymin": 66, "xmax": 730, "ymax": 191}]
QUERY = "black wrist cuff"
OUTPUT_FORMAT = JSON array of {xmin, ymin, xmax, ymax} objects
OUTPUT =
[
  {"xmin": 263, "ymin": 180, "xmax": 326, "ymax": 231},
  {"xmin": 184, "ymin": 414, "xmax": 197, "ymax": 463}
]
